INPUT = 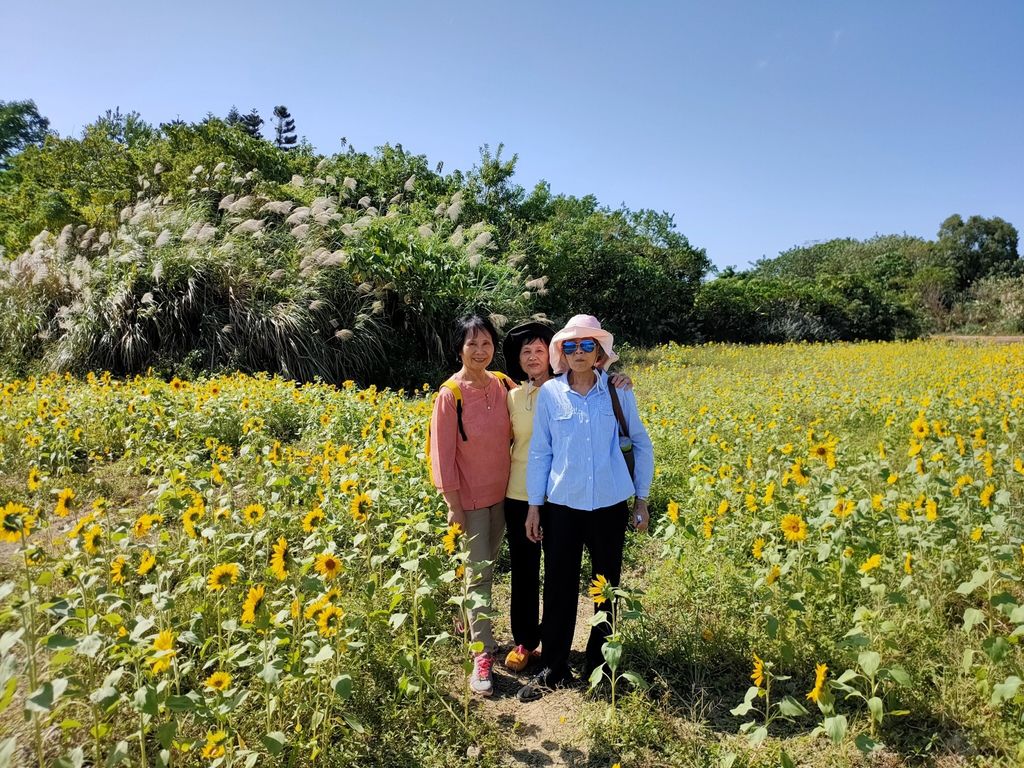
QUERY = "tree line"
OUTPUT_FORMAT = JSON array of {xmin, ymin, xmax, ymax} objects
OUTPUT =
[{"xmin": 0, "ymin": 98, "xmax": 1019, "ymax": 385}]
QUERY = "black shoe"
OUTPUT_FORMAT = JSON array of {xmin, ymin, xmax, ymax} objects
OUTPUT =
[{"xmin": 516, "ymin": 667, "xmax": 574, "ymax": 702}]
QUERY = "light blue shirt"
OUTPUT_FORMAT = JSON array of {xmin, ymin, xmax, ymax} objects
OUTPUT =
[{"xmin": 526, "ymin": 370, "xmax": 654, "ymax": 510}]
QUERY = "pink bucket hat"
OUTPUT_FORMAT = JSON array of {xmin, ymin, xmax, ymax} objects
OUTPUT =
[{"xmin": 549, "ymin": 314, "xmax": 619, "ymax": 374}]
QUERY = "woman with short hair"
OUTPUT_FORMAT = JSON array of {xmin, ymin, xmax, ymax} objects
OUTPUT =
[{"xmin": 429, "ymin": 313, "xmax": 512, "ymax": 696}]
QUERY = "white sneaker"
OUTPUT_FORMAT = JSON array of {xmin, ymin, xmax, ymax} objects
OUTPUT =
[{"xmin": 470, "ymin": 653, "xmax": 493, "ymax": 696}]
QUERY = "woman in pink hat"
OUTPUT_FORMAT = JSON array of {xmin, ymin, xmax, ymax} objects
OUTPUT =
[{"xmin": 517, "ymin": 314, "xmax": 654, "ymax": 701}]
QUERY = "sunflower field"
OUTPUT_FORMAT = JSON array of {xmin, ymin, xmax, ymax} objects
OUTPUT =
[{"xmin": 2, "ymin": 340, "xmax": 1024, "ymax": 767}]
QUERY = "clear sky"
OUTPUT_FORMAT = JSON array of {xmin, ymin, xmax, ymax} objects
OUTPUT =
[{"xmin": 5, "ymin": 1, "xmax": 1023, "ymax": 269}]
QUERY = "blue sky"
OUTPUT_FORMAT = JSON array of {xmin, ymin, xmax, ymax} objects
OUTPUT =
[{"xmin": 5, "ymin": 1, "xmax": 1023, "ymax": 269}]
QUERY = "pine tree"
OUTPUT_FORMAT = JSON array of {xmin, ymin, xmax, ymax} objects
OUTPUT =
[
  {"xmin": 225, "ymin": 106, "xmax": 242, "ymax": 126},
  {"xmin": 273, "ymin": 105, "xmax": 297, "ymax": 151},
  {"xmin": 239, "ymin": 108, "xmax": 264, "ymax": 139}
]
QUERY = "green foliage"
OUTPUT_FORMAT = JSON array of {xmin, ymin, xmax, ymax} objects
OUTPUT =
[
  {"xmin": 693, "ymin": 274, "xmax": 917, "ymax": 343},
  {"xmin": 936, "ymin": 213, "xmax": 1021, "ymax": 291},
  {"xmin": 0, "ymin": 99, "xmax": 50, "ymax": 169},
  {"xmin": 523, "ymin": 196, "xmax": 710, "ymax": 345}
]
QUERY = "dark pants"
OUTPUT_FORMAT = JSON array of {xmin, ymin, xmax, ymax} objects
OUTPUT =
[
  {"xmin": 540, "ymin": 501, "xmax": 629, "ymax": 677},
  {"xmin": 504, "ymin": 498, "xmax": 542, "ymax": 650}
]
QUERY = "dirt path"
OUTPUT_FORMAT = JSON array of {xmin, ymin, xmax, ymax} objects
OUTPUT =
[
  {"xmin": 484, "ymin": 589, "xmax": 600, "ymax": 767},
  {"xmin": 931, "ymin": 334, "xmax": 1024, "ymax": 344}
]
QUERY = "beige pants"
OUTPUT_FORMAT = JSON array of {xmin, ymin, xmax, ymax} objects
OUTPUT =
[{"xmin": 463, "ymin": 501, "xmax": 506, "ymax": 655}]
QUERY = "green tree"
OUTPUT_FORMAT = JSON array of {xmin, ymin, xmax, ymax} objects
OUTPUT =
[
  {"xmin": 273, "ymin": 105, "xmax": 298, "ymax": 151},
  {"xmin": 0, "ymin": 100, "xmax": 50, "ymax": 169},
  {"xmin": 936, "ymin": 214, "xmax": 1020, "ymax": 290}
]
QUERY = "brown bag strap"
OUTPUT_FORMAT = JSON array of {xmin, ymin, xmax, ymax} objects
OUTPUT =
[{"xmin": 607, "ymin": 380, "xmax": 629, "ymax": 439}]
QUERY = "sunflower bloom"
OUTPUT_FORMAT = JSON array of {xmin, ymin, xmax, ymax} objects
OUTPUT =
[
  {"xmin": 1, "ymin": 502, "xmax": 35, "ymax": 543},
  {"xmin": 970, "ymin": 527, "xmax": 983, "ymax": 542},
  {"xmin": 780, "ymin": 514, "xmax": 807, "ymax": 543},
  {"xmin": 201, "ymin": 730, "xmax": 229, "ymax": 759},
  {"xmin": 806, "ymin": 663, "xmax": 828, "ymax": 702},
  {"xmin": 833, "ymin": 499, "xmax": 854, "ymax": 519},
  {"xmin": 350, "ymin": 493, "xmax": 372, "ymax": 523},
  {"xmin": 315, "ymin": 553, "xmax": 342, "ymax": 580},
  {"xmin": 137, "ymin": 549, "xmax": 157, "ymax": 575},
  {"xmin": 204, "ymin": 671, "xmax": 232, "ymax": 693},
  {"xmin": 303, "ymin": 507, "xmax": 325, "ymax": 533},
  {"xmin": 183, "ymin": 505, "xmax": 204, "ymax": 538},
  {"xmin": 241, "ymin": 584, "xmax": 266, "ymax": 623},
  {"xmin": 762, "ymin": 482, "xmax": 776, "ymax": 505},
  {"xmin": 442, "ymin": 523, "xmax": 462, "ymax": 555},
  {"xmin": 752, "ymin": 538, "xmax": 765, "ymax": 559},
  {"xmin": 242, "ymin": 503, "xmax": 265, "ymax": 526},
  {"xmin": 751, "ymin": 653, "xmax": 765, "ymax": 689},
  {"xmin": 208, "ymin": 562, "xmax": 240, "ymax": 591},
  {"xmin": 83, "ymin": 525, "xmax": 103, "ymax": 555},
  {"xmin": 589, "ymin": 574, "xmax": 611, "ymax": 606},
  {"xmin": 54, "ymin": 488, "xmax": 75, "ymax": 517},
  {"xmin": 765, "ymin": 565, "xmax": 780, "ymax": 586},
  {"xmin": 903, "ymin": 552, "xmax": 913, "ymax": 574},
  {"xmin": 149, "ymin": 630, "xmax": 176, "ymax": 674},
  {"xmin": 858, "ymin": 554, "xmax": 882, "ymax": 574},
  {"xmin": 27, "ymin": 466, "xmax": 42, "ymax": 492},
  {"xmin": 270, "ymin": 537, "xmax": 288, "ymax": 580},
  {"xmin": 666, "ymin": 500, "xmax": 679, "ymax": 523},
  {"xmin": 980, "ymin": 485, "xmax": 995, "ymax": 508},
  {"xmin": 110, "ymin": 555, "xmax": 128, "ymax": 585},
  {"xmin": 317, "ymin": 604, "xmax": 345, "ymax": 637}
]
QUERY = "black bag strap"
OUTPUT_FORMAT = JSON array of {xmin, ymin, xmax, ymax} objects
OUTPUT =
[{"xmin": 607, "ymin": 380, "xmax": 630, "ymax": 440}]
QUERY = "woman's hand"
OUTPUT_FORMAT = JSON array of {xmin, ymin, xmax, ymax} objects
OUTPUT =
[
  {"xmin": 525, "ymin": 505, "xmax": 543, "ymax": 543},
  {"xmin": 632, "ymin": 498, "xmax": 649, "ymax": 533},
  {"xmin": 608, "ymin": 372, "xmax": 633, "ymax": 391},
  {"xmin": 442, "ymin": 491, "xmax": 466, "ymax": 530},
  {"xmin": 447, "ymin": 507, "xmax": 466, "ymax": 530}
]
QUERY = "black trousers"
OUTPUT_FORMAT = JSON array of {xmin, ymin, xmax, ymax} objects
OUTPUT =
[
  {"xmin": 540, "ymin": 501, "xmax": 629, "ymax": 676},
  {"xmin": 504, "ymin": 498, "xmax": 542, "ymax": 650}
]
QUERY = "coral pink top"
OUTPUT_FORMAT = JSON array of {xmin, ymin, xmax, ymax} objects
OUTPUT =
[{"xmin": 429, "ymin": 374, "xmax": 511, "ymax": 510}]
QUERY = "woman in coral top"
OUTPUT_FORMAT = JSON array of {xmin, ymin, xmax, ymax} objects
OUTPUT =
[{"xmin": 428, "ymin": 313, "xmax": 512, "ymax": 696}]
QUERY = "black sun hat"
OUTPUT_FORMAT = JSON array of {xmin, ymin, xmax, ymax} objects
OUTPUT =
[{"xmin": 502, "ymin": 321, "xmax": 555, "ymax": 382}]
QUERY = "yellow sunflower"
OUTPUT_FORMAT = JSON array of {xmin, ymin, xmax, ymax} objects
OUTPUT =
[
  {"xmin": 110, "ymin": 555, "xmax": 127, "ymax": 585},
  {"xmin": 137, "ymin": 549, "xmax": 157, "ymax": 575},
  {"xmin": 201, "ymin": 730, "xmax": 228, "ymax": 759},
  {"xmin": 240, "ymin": 584, "xmax": 266, "ymax": 624},
  {"xmin": 752, "ymin": 538, "xmax": 765, "ymax": 560},
  {"xmin": 1, "ymin": 502, "xmax": 35, "ymax": 544},
  {"xmin": 83, "ymin": 525, "xmax": 103, "ymax": 555},
  {"xmin": 858, "ymin": 554, "xmax": 882, "ymax": 574},
  {"xmin": 316, "ymin": 604, "xmax": 345, "ymax": 637},
  {"xmin": 806, "ymin": 663, "xmax": 828, "ymax": 703},
  {"xmin": 270, "ymin": 536, "xmax": 288, "ymax": 581},
  {"xmin": 751, "ymin": 653, "xmax": 765, "ymax": 689},
  {"xmin": 204, "ymin": 671, "xmax": 232, "ymax": 693},
  {"xmin": 588, "ymin": 574, "xmax": 611, "ymax": 606},
  {"xmin": 27, "ymin": 466, "xmax": 42, "ymax": 492},
  {"xmin": 207, "ymin": 562, "xmax": 240, "ymax": 591},
  {"xmin": 666, "ymin": 500, "xmax": 679, "ymax": 523},
  {"xmin": 780, "ymin": 514, "xmax": 807, "ymax": 543},
  {"xmin": 242, "ymin": 503, "xmax": 265, "ymax": 526},
  {"xmin": 54, "ymin": 488, "xmax": 75, "ymax": 517},
  {"xmin": 302, "ymin": 507, "xmax": 325, "ymax": 533},
  {"xmin": 314, "ymin": 553, "xmax": 342, "ymax": 581},
  {"xmin": 149, "ymin": 630, "xmax": 176, "ymax": 674},
  {"xmin": 442, "ymin": 523, "xmax": 462, "ymax": 555},
  {"xmin": 350, "ymin": 493, "xmax": 372, "ymax": 523}
]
